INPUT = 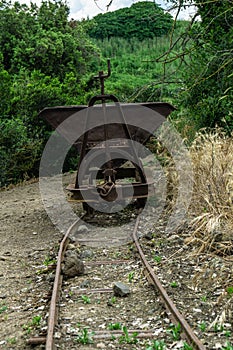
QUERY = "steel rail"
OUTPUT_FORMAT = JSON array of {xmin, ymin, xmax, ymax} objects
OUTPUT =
[
  {"xmin": 132, "ymin": 216, "xmax": 206, "ymax": 350},
  {"xmin": 33, "ymin": 212, "xmax": 207, "ymax": 349},
  {"xmin": 45, "ymin": 218, "xmax": 82, "ymax": 350}
]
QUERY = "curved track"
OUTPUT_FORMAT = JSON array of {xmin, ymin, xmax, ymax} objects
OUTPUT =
[{"xmin": 28, "ymin": 212, "xmax": 206, "ymax": 350}]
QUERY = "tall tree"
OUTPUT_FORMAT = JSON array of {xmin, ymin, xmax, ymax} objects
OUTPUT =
[
  {"xmin": 0, "ymin": 0, "xmax": 98, "ymax": 80},
  {"xmin": 0, "ymin": 0, "xmax": 100, "ymax": 186},
  {"xmin": 163, "ymin": 0, "xmax": 233, "ymax": 133},
  {"xmin": 86, "ymin": 1, "xmax": 173, "ymax": 40}
]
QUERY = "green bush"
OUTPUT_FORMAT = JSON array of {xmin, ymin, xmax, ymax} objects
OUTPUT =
[
  {"xmin": 86, "ymin": 2, "xmax": 173, "ymax": 40},
  {"xmin": 0, "ymin": 118, "xmax": 41, "ymax": 186}
]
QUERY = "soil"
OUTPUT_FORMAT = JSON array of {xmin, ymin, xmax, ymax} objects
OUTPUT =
[
  {"xmin": 0, "ymin": 179, "xmax": 61, "ymax": 349},
  {"xmin": 0, "ymin": 177, "xmax": 232, "ymax": 349}
]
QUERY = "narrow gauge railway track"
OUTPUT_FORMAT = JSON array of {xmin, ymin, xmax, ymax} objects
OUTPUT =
[{"xmin": 28, "ymin": 211, "xmax": 206, "ymax": 350}]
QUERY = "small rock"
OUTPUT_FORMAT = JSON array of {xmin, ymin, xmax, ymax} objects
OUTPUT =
[
  {"xmin": 193, "ymin": 308, "xmax": 202, "ymax": 313},
  {"xmin": 81, "ymin": 250, "xmax": 93, "ymax": 259},
  {"xmin": 110, "ymin": 204, "xmax": 124, "ymax": 213},
  {"xmin": 54, "ymin": 331, "xmax": 61, "ymax": 339},
  {"xmin": 173, "ymin": 340, "xmax": 184, "ymax": 349},
  {"xmin": 62, "ymin": 251, "xmax": 84, "ymax": 278},
  {"xmin": 97, "ymin": 342, "xmax": 106, "ymax": 348},
  {"xmin": 107, "ymin": 300, "xmax": 114, "ymax": 307},
  {"xmin": 168, "ymin": 234, "xmax": 183, "ymax": 243},
  {"xmin": 113, "ymin": 282, "xmax": 130, "ymax": 297},
  {"xmin": 80, "ymin": 280, "xmax": 91, "ymax": 288},
  {"xmin": 46, "ymin": 273, "xmax": 55, "ymax": 282},
  {"xmin": 67, "ymin": 243, "xmax": 77, "ymax": 250},
  {"xmin": 3, "ymin": 251, "xmax": 11, "ymax": 256},
  {"xmin": 144, "ymin": 231, "xmax": 153, "ymax": 240},
  {"xmin": 77, "ymin": 225, "xmax": 89, "ymax": 233},
  {"xmin": 65, "ymin": 249, "xmax": 80, "ymax": 259},
  {"xmin": 37, "ymin": 305, "xmax": 45, "ymax": 311}
]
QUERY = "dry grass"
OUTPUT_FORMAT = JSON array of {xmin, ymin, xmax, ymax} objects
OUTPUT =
[{"xmin": 186, "ymin": 128, "xmax": 233, "ymax": 255}]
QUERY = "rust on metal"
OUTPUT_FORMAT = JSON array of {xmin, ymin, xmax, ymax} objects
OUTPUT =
[
  {"xmin": 66, "ymin": 181, "xmax": 154, "ymax": 202},
  {"xmin": 39, "ymin": 102, "xmax": 175, "ymax": 132},
  {"xmin": 72, "ymin": 288, "xmax": 113, "ymax": 294},
  {"xmin": 92, "ymin": 330, "xmax": 155, "ymax": 339},
  {"xmin": 132, "ymin": 216, "xmax": 206, "ymax": 350},
  {"xmin": 27, "ymin": 336, "xmax": 46, "ymax": 345},
  {"xmin": 94, "ymin": 58, "xmax": 111, "ymax": 96},
  {"xmin": 45, "ymin": 218, "xmax": 81, "ymax": 350},
  {"xmin": 39, "ymin": 215, "xmax": 208, "ymax": 349},
  {"xmin": 85, "ymin": 259, "xmax": 132, "ymax": 265},
  {"xmin": 36, "ymin": 61, "xmax": 206, "ymax": 349},
  {"xmin": 39, "ymin": 60, "xmax": 176, "ymax": 212}
]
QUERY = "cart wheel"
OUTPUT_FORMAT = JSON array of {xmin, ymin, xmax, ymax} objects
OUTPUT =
[
  {"xmin": 135, "ymin": 198, "xmax": 147, "ymax": 209},
  {"xmin": 82, "ymin": 202, "xmax": 94, "ymax": 216}
]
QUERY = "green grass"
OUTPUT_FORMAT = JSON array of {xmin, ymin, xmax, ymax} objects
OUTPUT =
[
  {"xmin": 81, "ymin": 295, "xmax": 91, "ymax": 304},
  {"xmin": 32, "ymin": 315, "xmax": 42, "ymax": 326},
  {"xmin": 7, "ymin": 337, "xmax": 17, "ymax": 344},
  {"xmin": 108, "ymin": 322, "xmax": 122, "ymax": 330},
  {"xmin": 94, "ymin": 22, "xmax": 189, "ymax": 103},
  {"xmin": 119, "ymin": 325, "xmax": 138, "ymax": 344},
  {"xmin": 128, "ymin": 271, "xmax": 135, "ymax": 282},
  {"xmin": 199, "ymin": 321, "xmax": 207, "ymax": 332},
  {"xmin": 76, "ymin": 328, "xmax": 94, "ymax": 345},
  {"xmin": 226, "ymin": 286, "xmax": 233, "ymax": 296},
  {"xmin": 43, "ymin": 256, "xmax": 56, "ymax": 266},
  {"xmin": 146, "ymin": 340, "xmax": 166, "ymax": 350},
  {"xmin": 182, "ymin": 343, "xmax": 194, "ymax": 350},
  {"xmin": 153, "ymin": 255, "xmax": 162, "ymax": 263},
  {"xmin": 170, "ymin": 281, "xmax": 178, "ymax": 288},
  {"xmin": 167, "ymin": 322, "xmax": 181, "ymax": 340},
  {"xmin": 0, "ymin": 305, "xmax": 7, "ymax": 314}
]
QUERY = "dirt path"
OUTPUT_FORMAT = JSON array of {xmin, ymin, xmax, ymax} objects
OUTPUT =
[
  {"xmin": 0, "ymin": 180, "xmax": 61, "ymax": 349},
  {"xmin": 0, "ymin": 178, "xmax": 232, "ymax": 349}
]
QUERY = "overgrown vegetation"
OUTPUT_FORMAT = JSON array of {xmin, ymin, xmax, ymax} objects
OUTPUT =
[
  {"xmin": 187, "ymin": 129, "xmax": 233, "ymax": 255},
  {"xmin": 162, "ymin": 126, "xmax": 233, "ymax": 256},
  {"xmin": 0, "ymin": 0, "xmax": 232, "ymax": 194},
  {"xmin": 93, "ymin": 27, "xmax": 187, "ymax": 103},
  {"xmin": 0, "ymin": 0, "xmax": 100, "ymax": 186},
  {"xmin": 86, "ymin": 1, "xmax": 173, "ymax": 40},
  {"xmin": 162, "ymin": 0, "xmax": 233, "ymax": 138}
]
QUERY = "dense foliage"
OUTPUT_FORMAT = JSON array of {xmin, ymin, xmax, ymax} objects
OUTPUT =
[
  {"xmin": 163, "ymin": 0, "xmax": 233, "ymax": 136},
  {"xmin": 188, "ymin": 0, "xmax": 233, "ymax": 132},
  {"xmin": 0, "ymin": 0, "xmax": 100, "ymax": 186},
  {"xmin": 0, "ymin": 0, "xmax": 98, "ymax": 78},
  {"xmin": 86, "ymin": 1, "xmax": 173, "ymax": 40},
  {"xmin": 94, "ymin": 29, "xmax": 186, "ymax": 103},
  {"xmin": 0, "ymin": 0, "xmax": 232, "ymax": 186}
]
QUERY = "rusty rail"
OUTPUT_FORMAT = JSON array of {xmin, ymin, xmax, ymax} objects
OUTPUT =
[
  {"xmin": 29, "ymin": 214, "xmax": 207, "ymax": 349},
  {"xmin": 45, "ymin": 218, "xmax": 81, "ymax": 350},
  {"xmin": 132, "ymin": 216, "xmax": 206, "ymax": 350}
]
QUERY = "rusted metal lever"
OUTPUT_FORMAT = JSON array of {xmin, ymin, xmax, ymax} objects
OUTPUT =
[
  {"xmin": 97, "ymin": 182, "xmax": 118, "ymax": 202},
  {"xmin": 97, "ymin": 168, "xmax": 117, "ymax": 201},
  {"xmin": 94, "ymin": 59, "xmax": 111, "ymax": 95},
  {"xmin": 103, "ymin": 168, "xmax": 116, "ymax": 183}
]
